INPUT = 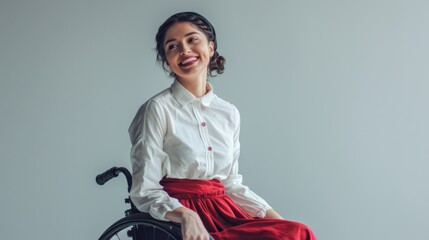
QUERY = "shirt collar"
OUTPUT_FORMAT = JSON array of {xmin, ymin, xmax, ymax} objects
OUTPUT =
[{"xmin": 171, "ymin": 80, "xmax": 215, "ymax": 107}]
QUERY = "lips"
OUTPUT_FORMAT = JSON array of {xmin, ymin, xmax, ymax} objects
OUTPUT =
[{"xmin": 180, "ymin": 56, "xmax": 199, "ymax": 66}]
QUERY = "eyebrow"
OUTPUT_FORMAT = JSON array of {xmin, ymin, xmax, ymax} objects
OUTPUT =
[{"xmin": 164, "ymin": 32, "xmax": 199, "ymax": 46}]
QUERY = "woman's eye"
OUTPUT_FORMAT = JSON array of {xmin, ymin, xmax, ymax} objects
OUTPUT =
[
  {"xmin": 189, "ymin": 37, "xmax": 198, "ymax": 43},
  {"xmin": 167, "ymin": 45, "xmax": 177, "ymax": 51}
]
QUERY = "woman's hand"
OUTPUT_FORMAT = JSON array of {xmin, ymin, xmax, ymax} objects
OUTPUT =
[
  {"xmin": 264, "ymin": 209, "xmax": 284, "ymax": 220},
  {"xmin": 165, "ymin": 207, "xmax": 210, "ymax": 240}
]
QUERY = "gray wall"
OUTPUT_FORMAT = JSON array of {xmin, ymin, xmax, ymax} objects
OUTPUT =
[{"xmin": 1, "ymin": 0, "xmax": 428, "ymax": 239}]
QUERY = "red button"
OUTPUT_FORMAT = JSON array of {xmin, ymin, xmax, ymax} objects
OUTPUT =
[
  {"xmin": 201, "ymin": 122, "xmax": 206, "ymax": 127},
  {"xmin": 208, "ymin": 146, "xmax": 212, "ymax": 151}
]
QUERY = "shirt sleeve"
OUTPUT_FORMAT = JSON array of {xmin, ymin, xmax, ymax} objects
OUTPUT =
[
  {"xmin": 221, "ymin": 107, "xmax": 272, "ymax": 218},
  {"xmin": 128, "ymin": 99, "xmax": 183, "ymax": 221}
]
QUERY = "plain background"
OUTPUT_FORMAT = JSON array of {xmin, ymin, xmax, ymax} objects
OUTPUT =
[{"xmin": 1, "ymin": 0, "xmax": 428, "ymax": 239}]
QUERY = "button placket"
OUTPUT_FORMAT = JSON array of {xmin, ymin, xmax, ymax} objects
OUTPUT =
[{"xmin": 193, "ymin": 102, "xmax": 214, "ymax": 176}]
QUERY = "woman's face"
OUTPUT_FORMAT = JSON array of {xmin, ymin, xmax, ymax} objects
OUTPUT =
[{"xmin": 163, "ymin": 22, "xmax": 214, "ymax": 80}]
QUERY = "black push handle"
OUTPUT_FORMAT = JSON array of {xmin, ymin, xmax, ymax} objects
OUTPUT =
[
  {"xmin": 96, "ymin": 166, "xmax": 133, "ymax": 193},
  {"xmin": 96, "ymin": 167, "xmax": 120, "ymax": 185}
]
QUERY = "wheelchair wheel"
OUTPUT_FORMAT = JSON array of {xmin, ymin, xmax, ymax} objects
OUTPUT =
[{"xmin": 99, "ymin": 212, "xmax": 181, "ymax": 240}]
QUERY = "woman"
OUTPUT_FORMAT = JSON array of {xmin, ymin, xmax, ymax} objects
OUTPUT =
[{"xmin": 129, "ymin": 11, "xmax": 317, "ymax": 240}]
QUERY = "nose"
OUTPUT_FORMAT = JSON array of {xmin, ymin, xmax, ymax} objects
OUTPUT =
[{"xmin": 180, "ymin": 44, "xmax": 191, "ymax": 55}]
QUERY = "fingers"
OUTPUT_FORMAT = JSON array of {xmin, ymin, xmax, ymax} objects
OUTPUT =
[
  {"xmin": 181, "ymin": 225, "xmax": 210, "ymax": 240},
  {"xmin": 182, "ymin": 234, "xmax": 210, "ymax": 240},
  {"xmin": 182, "ymin": 229, "xmax": 210, "ymax": 240}
]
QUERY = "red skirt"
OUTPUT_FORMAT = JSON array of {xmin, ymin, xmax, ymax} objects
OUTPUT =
[{"xmin": 160, "ymin": 178, "xmax": 317, "ymax": 240}]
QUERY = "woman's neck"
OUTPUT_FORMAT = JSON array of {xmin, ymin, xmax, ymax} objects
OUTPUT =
[{"xmin": 176, "ymin": 75, "xmax": 208, "ymax": 98}]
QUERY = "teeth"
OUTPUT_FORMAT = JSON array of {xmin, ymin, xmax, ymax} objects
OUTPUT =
[{"xmin": 181, "ymin": 57, "xmax": 197, "ymax": 65}]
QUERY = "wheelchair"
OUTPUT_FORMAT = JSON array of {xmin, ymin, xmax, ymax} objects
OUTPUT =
[{"xmin": 96, "ymin": 167, "xmax": 214, "ymax": 240}]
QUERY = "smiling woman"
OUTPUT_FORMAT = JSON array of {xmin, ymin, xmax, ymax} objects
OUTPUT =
[
  {"xmin": 162, "ymin": 22, "xmax": 215, "ymax": 96},
  {"xmin": 128, "ymin": 11, "xmax": 317, "ymax": 240},
  {"xmin": 155, "ymin": 12, "xmax": 225, "ymax": 79}
]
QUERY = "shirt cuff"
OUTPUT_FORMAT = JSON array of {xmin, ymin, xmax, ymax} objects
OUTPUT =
[
  {"xmin": 150, "ymin": 198, "xmax": 183, "ymax": 221},
  {"xmin": 255, "ymin": 205, "xmax": 273, "ymax": 218}
]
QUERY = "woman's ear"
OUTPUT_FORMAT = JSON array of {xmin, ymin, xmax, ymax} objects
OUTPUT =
[{"xmin": 209, "ymin": 41, "xmax": 215, "ymax": 57}]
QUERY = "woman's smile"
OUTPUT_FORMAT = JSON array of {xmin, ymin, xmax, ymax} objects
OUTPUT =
[
  {"xmin": 180, "ymin": 56, "xmax": 199, "ymax": 67},
  {"xmin": 163, "ymin": 22, "xmax": 214, "ymax": 81}
]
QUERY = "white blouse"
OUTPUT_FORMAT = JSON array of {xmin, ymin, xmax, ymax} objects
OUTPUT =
[{"xmin": 128, "ymin": 80, "xmax": 271, "ymax": 221}]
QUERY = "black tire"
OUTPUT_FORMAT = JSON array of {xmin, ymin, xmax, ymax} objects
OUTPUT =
[{"xmin": 99, "ymin": 212, "xmax": 181, "ymax": 240}]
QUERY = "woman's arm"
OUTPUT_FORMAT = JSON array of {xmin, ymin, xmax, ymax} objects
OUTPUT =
[
  {"xmin": 129, "ymin": 100, "xmax": 183, "ymax": 220},
  {"xmin": 165, "ymin": 207, "xmax": 210, "ymax": 240},
  {"xmin": 222, "ymin": 107, "xmax": 273, "ymax": 218}
]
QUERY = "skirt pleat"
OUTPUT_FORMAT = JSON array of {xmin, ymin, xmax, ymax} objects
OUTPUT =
[{"xmin": 160, "ymin": 178, "xmax": 316, "ymax": 240}]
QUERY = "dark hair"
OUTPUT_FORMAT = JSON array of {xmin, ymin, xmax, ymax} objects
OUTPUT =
[{"xmin": 155, "ymin": 11, "xmax": 226, "ymax": 77}]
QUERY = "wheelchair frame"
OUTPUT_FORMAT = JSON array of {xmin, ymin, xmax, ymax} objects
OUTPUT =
[{"xmin": 96, "ymin": 166, "xmax": 213, "ymax": 240}]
